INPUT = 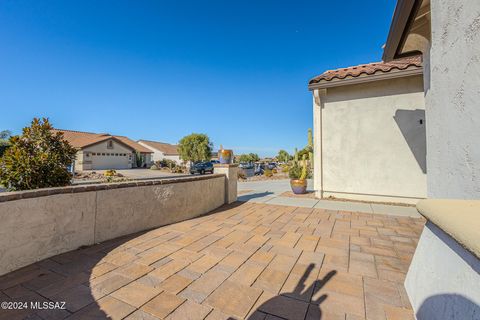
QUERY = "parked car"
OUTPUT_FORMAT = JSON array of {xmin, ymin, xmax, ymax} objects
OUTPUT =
[
  {"xmin": 190, "ymin": 161, "xmax": 214, "ymax": 175},
  {"xmin": 210, "ymin": 160, "xmax": 220, "ymax": 164},
  {"xmin": 254, "ymin": 163, "xmax": 265, "ymax": 176},
  {"xmin": 239, "ymin": 162, "xmax": 254, "ymax": 169},
  {"xmin": 266, "ymin": 162, "xmax": 277, "ymax": 170}
]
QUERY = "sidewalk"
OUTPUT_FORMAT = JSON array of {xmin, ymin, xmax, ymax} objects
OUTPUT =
[{"xmin": 238, "ymin": 179, "xmax": 420, "ymax": 218}]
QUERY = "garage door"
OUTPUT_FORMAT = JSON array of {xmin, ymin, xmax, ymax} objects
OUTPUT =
[{"xmin": 90, "ymin": 152, "xmax": 131, "ymax": 170}]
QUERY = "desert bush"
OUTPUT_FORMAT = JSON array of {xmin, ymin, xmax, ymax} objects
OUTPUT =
[
  {"xmin": 104, "ymin": 169, "xmax": 117, "ymax": 177},
  {"xmin": 155, "ymin": 159, "xmax": 177, "ymax": 169},
  {"xmin": 281, "ymin": 165, "xmax": 289, "ymax": 173},
  {"xmin": 238, "ymin": 171, "xmax": 246, "ymax": 180},
  {"xmin": 150, "ymin": 164, "xmax": 159, "ymax": 170},
  {"xmin": 0, "ymin": 118, "xmax": 76, "ymax": 191},
  {"xmin": 170, "ymin": 165, "xmax": 186, "ymax": 173},
  {"xmin": 264, "ymin": 169, "xmax": 273, "ymax": 177}
]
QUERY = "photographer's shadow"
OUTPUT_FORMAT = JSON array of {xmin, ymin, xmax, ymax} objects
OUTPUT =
[{"xmin": 245, "ymin": 264, "xmax": 337, "ymax": 320}]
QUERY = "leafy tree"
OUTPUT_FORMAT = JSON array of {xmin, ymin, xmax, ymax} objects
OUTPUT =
[
  {"xmin": 237, "ymin": 153, "xmax": 260, "ymax": 163},
  {"xmin": 277, "ymin": 150, "xmax": 291, "ymax": 162},
  {"xmin": 0, "ymin": 118, "xmax": 77, "ymax": 191},
  {"xmin": 178, "ymin": 133, "xmax": 213, "ymax": 163}
]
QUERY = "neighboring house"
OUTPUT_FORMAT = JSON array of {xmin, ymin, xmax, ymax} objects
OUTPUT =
[
  {"xmin": 137, "ymin": 140, "xmax": 181, "ymax": 164},
  {"xmin": 53, "ymin": 129, "xmax": 153, "ymax": 170},
  {"xmin": 309, "ymin": 56, "xmax": 426, "ymax": 204}
]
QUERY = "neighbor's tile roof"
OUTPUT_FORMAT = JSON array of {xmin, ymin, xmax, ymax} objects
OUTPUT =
[
  {"xmin": 309, "ymin": 55, "xmax": 422, "ymax": 85},
  {"xmin": 114, "ymin": 136, "xmax": 153, "ymax": 153},
  {"xmin": 53, "ymin": 129, "xmax": 152, "ymax": 153},
  {"xmin": 138, "ymin": 140, "xmax": 179, "ymax": 155}
]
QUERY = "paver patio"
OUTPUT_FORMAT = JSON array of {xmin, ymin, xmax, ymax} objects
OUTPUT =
[{"xmin": 0, "ymin": 202, "xmax": 424, "ymax": 320}]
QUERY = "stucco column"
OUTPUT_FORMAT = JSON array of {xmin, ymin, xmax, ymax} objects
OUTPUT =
[
  {"xmin": 313, "ymin": 89, "xmax": 325, "ymax": 199},
  {"xmin": 214, "ymin": 164, "xmax": 238, "ymax": 204}
]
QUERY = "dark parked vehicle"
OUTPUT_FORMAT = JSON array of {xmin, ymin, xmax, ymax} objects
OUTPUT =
[
  {"xmin": 239, "ymin": 162, "xmax": 254, "ymax": 169},
  {"xmin": 190, "ymin": 161, "xmax": 214, "ymax": 175},
  {"xmin": 254, "ymin": 163, "xmax": 265, "ymax": 175},
  {"xmin": 267, "ymin": 162, "xmax": 277, "ymax": 170}
]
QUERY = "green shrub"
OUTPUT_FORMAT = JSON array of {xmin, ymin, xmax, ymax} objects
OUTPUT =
[
  {"xmin": 156, "ymin": 159, "xmax": 177, "ymax": 169},
  {"xmin": 150, "ymin": 164, "xmax": 159, "ymax": 170},
  {"xmin": 0, "ymin": 118, "xmax": 77, "ymax": 191},
  {"xmin": 264, "ymin": 169, "xmax": 273, "ymax": 177}
]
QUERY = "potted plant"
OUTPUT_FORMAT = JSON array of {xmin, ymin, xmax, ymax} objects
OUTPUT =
[
  {"xmin": 289, "ymin": 154, "xmax": 309, "ymax": 194},
  {"xmin": 218, "ymin": 145, "xmax": 233, "ymax": 164}
]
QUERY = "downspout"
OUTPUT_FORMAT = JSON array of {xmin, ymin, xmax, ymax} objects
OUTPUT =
[{"xmin": 313, "ymin": 89, "xmax": 326, "ymax": 199}]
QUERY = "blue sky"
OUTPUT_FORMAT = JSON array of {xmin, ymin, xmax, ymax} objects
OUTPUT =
[{"xmin": 0, "ymin": 1, "xmax": 395, "ymax": 157}]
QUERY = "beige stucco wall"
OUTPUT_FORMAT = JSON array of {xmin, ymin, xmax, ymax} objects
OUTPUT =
[
  {"xmin": 94, "ymin": 177, "xmax": 224, "ymax": 242},
  {"xmin": 314, "ymin": 75, "xmax": 427, "ymax": 203},
  {"xmin": 0, "ymin": 175, "xmax": 225, "ymax": 276},
  {"xmin": 424, "ymin": 0, "xmax": 480, "ymax": 199},
  {"xmin": 0, "ymin": 192, "xmax": 97, "ymax": 276}
]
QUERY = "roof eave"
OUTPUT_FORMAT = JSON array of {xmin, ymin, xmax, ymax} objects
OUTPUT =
[
  {"xmin": 308, "ymin": 67, "xmax": 423, "ymax": 91},
  {"xmin": 81, "ymin": 137, "xmax": 135, "ymax": 151},
  {"xmin": 382, "ymin": 0, "xmax": 422, "ymax": 61}
]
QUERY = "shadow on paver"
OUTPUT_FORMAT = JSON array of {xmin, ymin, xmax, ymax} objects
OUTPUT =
[
  {"xmin": 237, "ymin": 192, "xmax": 275, "ymax": 202},
  {"xmin": 245, "ymin": 265, "xmax": 337, "ymax": 320}
]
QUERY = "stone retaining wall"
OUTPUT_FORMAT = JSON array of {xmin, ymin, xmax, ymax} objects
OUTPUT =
[{"xmin": 0, "ymin": 174, "xmax": 225, "ymax": 276}]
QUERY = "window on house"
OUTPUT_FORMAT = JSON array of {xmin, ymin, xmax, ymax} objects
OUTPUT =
[{"xmin": 107, "ymin": 140, "xmax": 114, "ymax": 149}]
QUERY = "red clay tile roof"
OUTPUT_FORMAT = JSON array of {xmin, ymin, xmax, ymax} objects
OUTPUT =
[
  {"xmin": 138, "ymin": 140, "xmax": 179, "ymax": 155},
  {"xmin": 52, "ymin": 129, "xmax": 152, "ymax": 153},
  {"xmin": 309, "ymin": 55, "xmax": 422, "ymax": 85},
  {"xmin": 113, "ymin": 136, "xmax": 153, "ymax": 153}
]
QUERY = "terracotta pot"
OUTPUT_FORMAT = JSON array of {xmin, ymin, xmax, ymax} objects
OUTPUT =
[
  {"xmin": 218, "ymin": 149, "xmax": 233, "ymax": 164},
  {"xmin": 290, "ymin": 179, "xmax": 307, "ymax": 194}
]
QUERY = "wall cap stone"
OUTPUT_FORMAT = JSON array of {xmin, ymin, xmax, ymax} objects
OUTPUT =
[
  {"xmin": 417, "ymin": 199, "xmax": 480, "ymax": 259},
  {"xmin": 0, "ymin": 174, "xmax": 224, "ymax": 203}
]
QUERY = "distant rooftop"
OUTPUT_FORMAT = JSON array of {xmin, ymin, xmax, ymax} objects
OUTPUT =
[
  {"xmin": 138, "ymin": 140, "xmax": 179, "ymax": 155},
  {"xmin": 53, "ymin": 129, "xmax": 152, "ymax": 153}
]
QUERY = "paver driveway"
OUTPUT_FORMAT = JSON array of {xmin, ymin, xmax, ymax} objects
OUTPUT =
[{"xmin": 0, "ymin": 202, "xmax": 424, "ymax": 320}]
